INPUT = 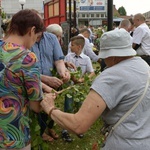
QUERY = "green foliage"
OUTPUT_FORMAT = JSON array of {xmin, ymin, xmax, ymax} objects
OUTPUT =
[
  {"xmin": 113, "ymin": 12, "xmax": 120, "ymax": 17},
  {"xmin": 30, "ymin": 111, "xmax": 42, "ymax": 150},
  {"xmin": 94, "ymin": 28, "xmax": 103, "ymax": 38},
  {"xmin": 118, "ymin": 6, "xmax": 127, "ymax": 16},
  {"xmin": 93, "ymin": 28, "xmax": 104, "ymax": 51},
  {"xmin": 30, "ymin": 64, "xmax": 104, "ymax": 149},
  {"xmin": 55, "ymin": 67, "xmax": 95, "ymax": 112},
  {"xmin": 1, "ymin": 11, "xmax": 6, "ymax": 19}
]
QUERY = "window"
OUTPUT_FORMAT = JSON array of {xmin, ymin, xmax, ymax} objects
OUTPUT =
[
  {"xmin": 54, "ymin": 2, "xmax": 59, "ymax": 16},
  {"xmin": 101, "ymin": 14, "xmax": 104, "ymax": 18},
  {"xmin": 49, "ymin": 5, "xmax": 53, "ymax": 17},
  {"xmin": 96, "ymin": 14, "xmax": 99, "ymax": 18},
  {"xmin": 91, "ymin": 14, "xmax": 94, "ymax": 18}
]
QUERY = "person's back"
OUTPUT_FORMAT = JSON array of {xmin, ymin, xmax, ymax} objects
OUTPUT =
[
  {"xmin": 91, "ymin": 29, "xmax": 150, "ymax": 149},
  {"xmin": 0, "ymin": 9, "xmax": 45, "ymax": 149},
  {"xmin": 97, "ymin": 56, "xmax": 150, "ymax": 150}
]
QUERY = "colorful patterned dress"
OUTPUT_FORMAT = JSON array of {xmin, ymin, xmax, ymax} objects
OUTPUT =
[{"xmin": 0, "ymin": 40, "xmax": 43, "ymax": 149}]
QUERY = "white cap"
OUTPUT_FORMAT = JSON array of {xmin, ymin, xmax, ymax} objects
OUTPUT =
[{"xmin": 99, "ymin": 29, "xmax": 136, "ymax": 59}]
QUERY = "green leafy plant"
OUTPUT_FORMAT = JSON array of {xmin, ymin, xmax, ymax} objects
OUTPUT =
[{"xmin": 30, "ymin": 65, "xmax": 102, "ymax": 149}]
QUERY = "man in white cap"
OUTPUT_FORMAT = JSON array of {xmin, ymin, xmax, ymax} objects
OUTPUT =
[{"xmin": 40, "ymin": 29, "xmax": 150, "ymax": 150}]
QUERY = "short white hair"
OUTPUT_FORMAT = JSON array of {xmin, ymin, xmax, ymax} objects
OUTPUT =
[{"xmin": 46, "ymin": 24, "xmax": 63, "ymax": 36}]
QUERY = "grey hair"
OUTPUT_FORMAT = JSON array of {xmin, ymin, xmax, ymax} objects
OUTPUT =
[
  {"xmin": 119, "ymin": 19, "xmax": 131, "ymax": 29},
  {"xmin": 46, "ymin": 24, "xmax": 63, "ymax": 36}
]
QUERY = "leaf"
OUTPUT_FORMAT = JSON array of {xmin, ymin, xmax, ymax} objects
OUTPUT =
[
  {"xmin": 74, "ymin": 87, "xmax": 79, "ymax": 92},
  {"xmin": 34, "ymin": 125, "xmax": 41, "ymax": 132},
  {"xmin": 66, "ymin": 94, "xmax": 73, "ymax": 98}
]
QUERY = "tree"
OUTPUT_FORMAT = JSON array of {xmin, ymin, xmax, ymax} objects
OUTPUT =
[
  {"xmin": 118, "ymin": 6, "xmax": 127, "ymax": 16},
  {"xmin": 1, "ymin": 11, "xmax": 6, "ymax": 19}
]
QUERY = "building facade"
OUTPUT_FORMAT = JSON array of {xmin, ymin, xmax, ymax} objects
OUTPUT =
[
  {"xmin": 1, "ymin": 0, "xmax": 44, "ymax": 19},
  {"xmin": 66, "ymin": 0, "xmax": 107, "ymax": 27},
  {"xmin": 43, "ymin": 0, "xmax": 108, "ymax": 27},
  {"xmin": 1, "ymin": 0, "xmax": 109, "ymax": 27}
]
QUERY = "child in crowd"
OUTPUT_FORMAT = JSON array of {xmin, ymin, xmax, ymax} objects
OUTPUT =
[
  {"xmin": 64, "ymin": 35, "xmax": 95, "ymax": 138},
  {"xmin": 65, "ymin": 36, "xmax": 95, "ymax": 82}
]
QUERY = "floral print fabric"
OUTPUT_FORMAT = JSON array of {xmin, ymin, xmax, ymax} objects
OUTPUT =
[{"xmin": 0, "ymin": 41, "xmax": 43, "ymax": 149}]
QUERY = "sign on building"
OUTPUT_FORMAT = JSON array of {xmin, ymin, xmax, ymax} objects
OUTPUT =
[{"xmin": 80, "ymin": 0, "xmax": 105, "ymax": 11}]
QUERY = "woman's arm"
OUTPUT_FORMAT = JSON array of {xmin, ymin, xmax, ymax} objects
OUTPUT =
[
  {"xmin": 41, "ymin": 74, "xmax": 63, "ymax": 89},
  {"xmin": 40, "ymin": 89, "xmax": 106, "ymax": 134},
  {"xmin": 30, "ymin": 92, "xmax": 56, "ymax": 113},
  {"xmin": 55, "ymin": 59, "xmax": 70, "ymax": 83},
  {"xmin": 42, "ymin": 82, "xmax": 53, "ymax": 93}
]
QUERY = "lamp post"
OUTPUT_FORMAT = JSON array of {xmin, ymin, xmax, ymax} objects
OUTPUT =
[
  {"xmin": 19, "ymin": 0, "xmax": 26, "ymax": 10},
  {"xmin": 107, "ymin": 0, "xmax": 113, "ymax": 31},
  {"xmin": 69, "ymin": 0, "xmax": 72, "ymax": 38},
  {"xmin": 73, "ymin": 0, "xmax": 76, "ymax": 28},
  {"xmin": 43, "ymin": 0, "xmax": 45, "ymax": 19}
]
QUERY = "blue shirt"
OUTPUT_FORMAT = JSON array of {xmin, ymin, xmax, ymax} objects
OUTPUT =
[{"xmin": 30, "ymin": 32, "xmax": 64, "ymax": 76}]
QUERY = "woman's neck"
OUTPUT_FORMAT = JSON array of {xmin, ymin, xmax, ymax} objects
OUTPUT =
[{"xmin": 4, "ymin": 34, "xmax": 25, "ymax": 47}]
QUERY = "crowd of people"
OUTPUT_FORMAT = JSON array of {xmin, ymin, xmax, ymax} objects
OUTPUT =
[{"xmin": 1, "ymin": 8, "xmax": 150, "ymax": 150}]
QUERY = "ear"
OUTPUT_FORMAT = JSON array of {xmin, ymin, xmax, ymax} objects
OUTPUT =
[
  {"xmin": 78, "ymin": 45, "xmax": 82, "ymax": 50},
  {"xmin": 29, "ymin": 26, "xmax": 36, "ymax": 36}
]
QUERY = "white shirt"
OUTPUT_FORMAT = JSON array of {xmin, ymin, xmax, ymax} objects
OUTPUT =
[
  {"xmin": 65, "ymin": 52, "xmax": 94, "ymax": 75},
  {"xmin": 68, "ymin": 34, "xmax": 99, "ymax": 62},
  {"xmin": 132, "ymin": 23, "xmax": 150, "ymax": 55}
]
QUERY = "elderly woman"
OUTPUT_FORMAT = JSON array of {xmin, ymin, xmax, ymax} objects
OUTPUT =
[
  {"xmin": 31, "ymin": 22, "xmax": 72, "ymax": 142},
  {"xmin": 46, "ymin": 24, "xmax": 76, "ymax": 73},
  {"xmin": 0, "ymin": 9, "xmax": 55, "ymax": 150},
  {"xmin": 46, "ymin": 24, "xmax": 63, "ymax": 42},
  {"xmin": 41, "ymin": 29, "xmax": 150, "ymax": 150},
  {"xmin": 45, "ymin": 23, "xmax": 75, "ymax": 142}
]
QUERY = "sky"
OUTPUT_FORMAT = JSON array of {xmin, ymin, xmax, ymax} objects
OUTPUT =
[{"xmin": 113, "ymin": 0, "xmax": 150, "ymax": 16}]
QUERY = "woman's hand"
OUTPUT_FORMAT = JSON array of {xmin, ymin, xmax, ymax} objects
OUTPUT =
[
  {"xmin": 41, "ymin": 75, "xmax": 63, "ymax": 89},
  {"xmin": 41, "ymin": 93, "xmax": 56, "ymax": 114},
  {"xmin": 60, "ymin": 70, "xmax": 70, "ymax": 83},
  {"xmin": 42, "ymin": 82, "xmax": 53, "ymax": 93}
]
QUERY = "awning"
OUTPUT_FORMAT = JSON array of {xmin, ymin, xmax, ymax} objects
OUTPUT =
[{"xmin": 113, "ymin": 18, "xmax": 124, "ymax": 22}]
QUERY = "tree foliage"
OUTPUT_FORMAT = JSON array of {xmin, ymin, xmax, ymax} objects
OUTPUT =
[
  {"xmin": 1, "ymin": 11, "xmax": 6, "ymax": 19},
  {"xmin": 118, "ymin": 6, "xmax": 127, "ymax": 16}
]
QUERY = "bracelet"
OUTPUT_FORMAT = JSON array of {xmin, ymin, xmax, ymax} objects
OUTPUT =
[{"xmin": 49, "ymin": 107, "xmax": 58, "ymax": 117}]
